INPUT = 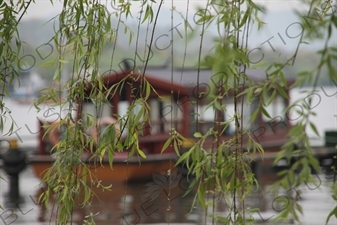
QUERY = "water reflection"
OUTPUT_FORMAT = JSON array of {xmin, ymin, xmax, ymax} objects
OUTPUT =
[
  {"xmin": 1, "ymin": 165, "xmax": 336, "ymax": 225},
  {"xmin": 1, "ymin": 166, "xmax": 198, "ymax": 225}
]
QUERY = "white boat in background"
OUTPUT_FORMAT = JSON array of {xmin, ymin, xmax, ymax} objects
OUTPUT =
[
  {"xmin": 0, "ymin": 97, "xmax": 75, "ymax": 150},
  {"xmin": 289, "ymin": 86, "xmax": 337, "ymax": 146}
]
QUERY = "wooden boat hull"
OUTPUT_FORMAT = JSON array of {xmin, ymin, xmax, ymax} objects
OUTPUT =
[{"xmin": 28, "ymin": 154, "xmax": 176, "ymax": 183}]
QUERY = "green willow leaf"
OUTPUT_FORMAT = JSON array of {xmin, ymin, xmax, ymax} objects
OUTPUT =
[
  {"xmin": 161, "ymin": 135, "xmax": 173, "ymax": 153},
  {"xmin": 277, "ymin": 86, "xmax": 289, "ymax": 99},
  {"xmin": 260, "ymin": 106, "xmax": 271, "ymax": 119},
  {"xmin": 310, "ymin": 122, "xmax": 320, "ymax": 137}
]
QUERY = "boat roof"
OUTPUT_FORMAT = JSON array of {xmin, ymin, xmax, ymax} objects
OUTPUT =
[
  {"xmin": 140, "ymin": 66, "xmax": 268, "ymax": 86},
  {"xmin": 92, "ymin": 65, "xmax": 295, "ymax": 98}
]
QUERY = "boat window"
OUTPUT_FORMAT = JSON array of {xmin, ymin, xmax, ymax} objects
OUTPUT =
[
  {"xmin": 118, "ymin": 101, "xmax": 129, "ymax": 117},
  {"xmin": 132, "ymin": 101, "xmax": 143, "ymax": 121},
  {"xmin": 261, "ymin": 95, "xmax": 287, "ymax": 132},
  {"xmin": 150, "ymin": 98, "xmax": 160, "ymax": 133},
  {"xmin": 82, "ymin": 101, "xmax": 111, "ymax": 122},
  {"xmin": 199, "ymin": 105, "xmax": 215, "ymax": 133},
  {"xmin": 159, "ymin": 96, "xmax": 172, "ymax": 124},
  {"xmin": 237, "ymin": 101, "xmax": 253, "ymax": 131},
  {"xmin": 148, "ymin": 96, "xmax": 183, "ymax": 134},
  {"xmin": 117, "ymin": 100, "xmax": 129, "ymax": 137},
  {"xmin": 262, "ymin": 95, "xmax": 286, "ymax": 122},
  {"xmin": 159, "ymin": 96, "xmax": 180, "ymax": 132},
  {"xmin": 224, "ymin": 102, "xmax": 235, "ymax": 134}
]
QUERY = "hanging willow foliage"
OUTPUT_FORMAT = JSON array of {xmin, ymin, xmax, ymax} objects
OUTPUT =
[{"xmin": 0, "ymin": 0, "xmax": 336, "ymax": 224}]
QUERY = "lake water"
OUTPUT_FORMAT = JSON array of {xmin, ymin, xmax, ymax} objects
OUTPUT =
[{"xmin": 1, "ymin": 165, "xmax": 337, "ymax": 225}]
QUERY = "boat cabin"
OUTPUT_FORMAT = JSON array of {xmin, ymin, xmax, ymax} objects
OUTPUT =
[
  {"xmin": 80, "ymin": 66, "xmax": 293, "ymax": 154},
  {"xmin": 37, "ymin": 65, "xmax": 294, "ymax": 157}
]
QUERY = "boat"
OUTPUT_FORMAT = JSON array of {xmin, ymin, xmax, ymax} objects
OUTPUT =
[
  {"xmin": 29, "ymin": 111, "xmax": 177, "ymax": 182},
  {"xmin": 29, "ymin": 65, "xmax": 296, "ymax": 183}
]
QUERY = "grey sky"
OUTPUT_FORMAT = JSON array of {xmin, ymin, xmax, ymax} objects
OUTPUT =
[
  {"xmin": 23, "ymin": 0, "xmax": 334, "ymax": 52},
  {"xmin": 25, "ymin": 1, "xmax": 303, "ymax": 19}
]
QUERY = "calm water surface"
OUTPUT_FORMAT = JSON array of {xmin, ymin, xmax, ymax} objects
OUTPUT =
[
  {"xmin": 0, "ymin": 166, "xmax": 200, "ymax": 225},
  {"xmin": 1, "ymin": 165, "xmax": 337, "ymax": 225}
]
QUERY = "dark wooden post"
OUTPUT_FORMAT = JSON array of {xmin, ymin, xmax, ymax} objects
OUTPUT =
[
  {"xmin": 182, "ymin": 95, "xmax": 190, "ymax": 137},
  {"xmin": 112, "ymin": 93, "xmax": 119, "ymax": 116},
  {"xmin": 38, "ymin": 120, "xmax": 46, "ymax": 155}
]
